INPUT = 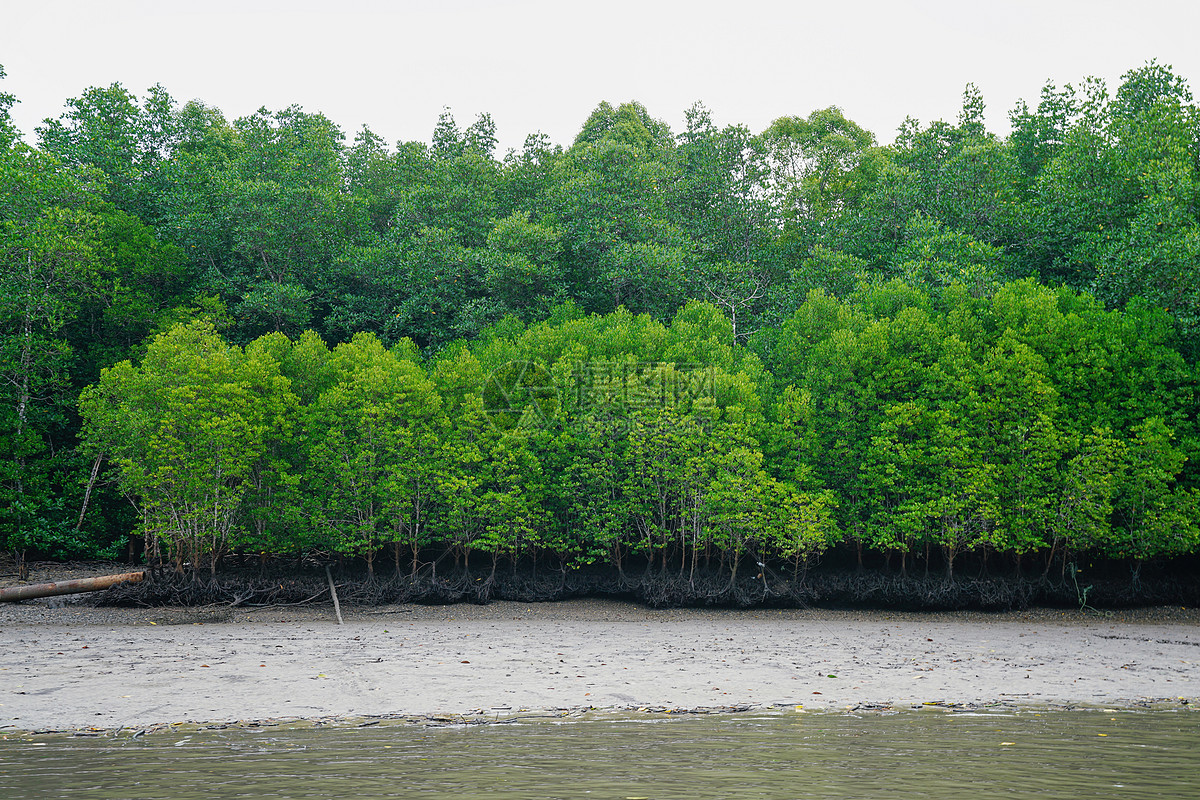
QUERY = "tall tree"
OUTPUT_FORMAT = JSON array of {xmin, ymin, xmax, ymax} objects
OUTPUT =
[
  {"xmin": 80, "ymin": 321, "xmax": 294, "ymax": 573},
  {"xmin": 0, "ymin": 145, "xmax": 103, "ymax": 570}
]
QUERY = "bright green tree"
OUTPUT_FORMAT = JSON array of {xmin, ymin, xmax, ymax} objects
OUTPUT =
[{"xmin": 80, "ymin": 321, "xmax": 293, "ymax": 573}]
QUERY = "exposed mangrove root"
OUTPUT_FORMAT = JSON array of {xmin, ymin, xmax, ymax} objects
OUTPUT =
[{"xmin": 89, "ymin": 562, "xmax": 1200, "ymax": 611}]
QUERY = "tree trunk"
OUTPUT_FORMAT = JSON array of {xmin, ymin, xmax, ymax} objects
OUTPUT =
[
  {"xmin": 75, "ymin": 455, "xmax": 103, "ymax": 530},
  {"xmin": 1, "ymin": 571, "xmax": 145, "ymax": 602},
  {"xmin": 1041, "ymin": 539, "xmax": 1058, "ymax": 580},
  {"xmin": 12, "ymin": 309, "xmax": 35, "ymax": 503},
  {"xmin": 727, "ymin": 550, "xmax": 740, "ymax": 590},
  {"xmin": 410, "ymin": 541, "xmax": 421, "ymax": 578}
]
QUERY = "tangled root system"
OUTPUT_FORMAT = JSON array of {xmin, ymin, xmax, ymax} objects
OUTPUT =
[{"xmin": 92, "ymin": 561, "xmax": 1200, "ymax": 611}]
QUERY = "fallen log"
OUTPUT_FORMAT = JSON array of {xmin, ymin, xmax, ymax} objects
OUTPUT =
[{"xmin": 0, "ymin": 571, "xmax": 146, "ymax": 602}]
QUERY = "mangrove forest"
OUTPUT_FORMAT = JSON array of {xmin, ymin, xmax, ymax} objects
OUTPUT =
[{"xmin": 2, "ymin": 61, "xmax": 1199, "ymax": 606}]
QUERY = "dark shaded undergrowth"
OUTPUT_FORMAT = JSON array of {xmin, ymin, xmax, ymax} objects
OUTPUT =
[{"xmin": 92, "ymin": 556, "xmax": 1200, "ymax": 612}]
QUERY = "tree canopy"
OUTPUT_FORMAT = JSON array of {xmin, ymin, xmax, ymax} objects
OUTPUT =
[{"xmin": 2, "ymin": 61, "xmax": 1198, "ymax": 582}]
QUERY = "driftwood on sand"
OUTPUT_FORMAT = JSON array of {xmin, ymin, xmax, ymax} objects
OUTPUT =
[{"xmin": 0, "ymin": 571, "xmax": 145, "ymax": 602}]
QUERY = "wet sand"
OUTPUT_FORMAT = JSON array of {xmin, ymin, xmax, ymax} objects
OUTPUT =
[{"xmin": 1, "ymin": 598, "xmax": 1197, "ymax": 731}]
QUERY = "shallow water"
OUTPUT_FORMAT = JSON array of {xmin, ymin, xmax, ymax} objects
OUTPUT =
[{"xmin": 3, "ymin": 709, "xmax": 1198, "ymax": 799}]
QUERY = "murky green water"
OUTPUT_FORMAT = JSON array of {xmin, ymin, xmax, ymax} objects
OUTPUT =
[{"xmin": 2, "ymin": 709, "xmax": 1198, "ymax": 799}]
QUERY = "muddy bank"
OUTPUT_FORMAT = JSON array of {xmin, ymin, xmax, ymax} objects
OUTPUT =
[{"xmin": 1, "ymin": 595, "xmax": 1197, "ymax": 733}]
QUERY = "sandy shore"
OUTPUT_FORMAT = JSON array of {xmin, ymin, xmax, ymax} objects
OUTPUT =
[{"xmin": 1, "ymin": 596, "xmax": 1197, "ymax": 732}]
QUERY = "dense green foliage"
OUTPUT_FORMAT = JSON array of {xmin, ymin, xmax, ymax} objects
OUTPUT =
[{"xmin": 3, "ymin": 61, "xmax": 1199, "ymax": 579}]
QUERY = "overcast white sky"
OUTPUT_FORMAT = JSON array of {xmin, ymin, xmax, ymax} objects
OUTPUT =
[{"xmin": 3, "ymin": 0, "xmax": 1199, "ymax": 153}]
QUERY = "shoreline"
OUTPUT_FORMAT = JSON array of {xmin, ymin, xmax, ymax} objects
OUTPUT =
[
  {"xmin": 1, "ymin": 598, "xmax": 1197, "ymax": 733},
  {"xmin": 6, "ymin": 701, "xmax": 1194, "ymax": 739}
]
